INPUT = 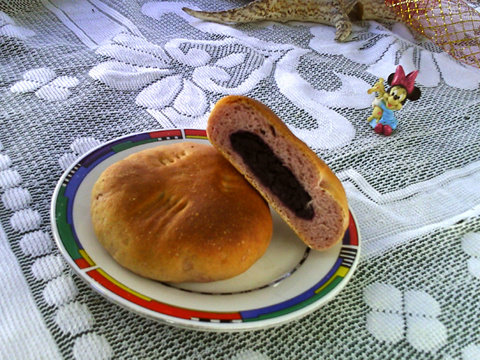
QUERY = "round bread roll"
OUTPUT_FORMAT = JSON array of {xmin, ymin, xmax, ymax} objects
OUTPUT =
[
  {"xmin": 91, "ymin": 142, "xmax": 273, "ymax": 283},
  {"xmin": 207, "ymin": 95, "xmax": 349, "ymax": 250}
]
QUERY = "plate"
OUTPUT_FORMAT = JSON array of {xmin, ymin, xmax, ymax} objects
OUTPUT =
[{"xmin": 51, "ymin": 129, "xmax": 360, "ymax": 332}]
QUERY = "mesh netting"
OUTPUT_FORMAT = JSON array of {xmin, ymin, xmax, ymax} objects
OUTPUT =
[{"xmin": 386, "ymin": 0, "xmax": 480, "ymax": 67}]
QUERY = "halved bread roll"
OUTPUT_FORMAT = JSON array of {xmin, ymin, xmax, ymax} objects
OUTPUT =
[
  {"xmin": 91, "ymin": 142, "xmax": 272, "ymax": 283},
  {"xmin": 207, "ymin": 96, "xmax": 348, "ymax": 250}
]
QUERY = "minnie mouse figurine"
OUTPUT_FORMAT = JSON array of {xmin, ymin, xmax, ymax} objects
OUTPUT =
[{"xmin": 367, "ymin": 65, "xmax": 421, "ymax": 136}]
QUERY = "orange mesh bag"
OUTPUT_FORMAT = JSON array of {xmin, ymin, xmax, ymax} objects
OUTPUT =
[{"xmin": 386, "ymin": 0, "xmax": 480, "ymax": 68}]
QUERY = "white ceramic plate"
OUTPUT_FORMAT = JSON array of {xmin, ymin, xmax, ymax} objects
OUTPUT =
[{"xmin": 51, "ymin": 129, "xmax": 360, "ymax": 332}]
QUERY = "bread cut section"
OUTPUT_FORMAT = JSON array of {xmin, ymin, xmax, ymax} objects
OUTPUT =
[
  {"xmin": 207, "ymin": 96, "xmax": 349, "ymax": 250},
  {"xmin": 91, "ymin": 142, "xmax": 272, "ymax": 283}
]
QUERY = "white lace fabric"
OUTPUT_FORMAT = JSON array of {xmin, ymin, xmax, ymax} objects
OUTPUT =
[{"xmin": 0, "ymin": 0, "xmax": 479, "ymax": 359}]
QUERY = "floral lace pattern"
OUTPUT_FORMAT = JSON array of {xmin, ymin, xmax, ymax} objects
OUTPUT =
[
  {"xmin": 364, "ymin": 282, "xmax": 448, "ymax": 352},
  {"xmin": 309, "ymin": 22, "xmax": 480, "ymax": 90},
  {"xmin": 89, "ymin": 33, "xmax": 288, "ymax": 129},
  {"xmin": 11, "ymin": 68, "xmax": 80, "ymax": 101},
  {"xmin": 462, "ymin": 232, "xmax": 480, "ymax": 279}
]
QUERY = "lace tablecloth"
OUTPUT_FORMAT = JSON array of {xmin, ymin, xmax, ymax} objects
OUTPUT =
[{"xmin": 1, "ymin": 1, "xmax": 480, "ymax": 359}]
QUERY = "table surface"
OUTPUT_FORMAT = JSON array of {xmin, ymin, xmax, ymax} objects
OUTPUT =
[{"xmin": 1, "ymin": 1, "xmax": 480, "ymax": 359}]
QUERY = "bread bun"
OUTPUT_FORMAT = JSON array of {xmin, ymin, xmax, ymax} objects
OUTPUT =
[
  {"xmin": 207, "ymin": 96, "xmax": 348, "ymax": 250},
  {"xmin": 91, "ymin": 142, "xmax": 272, "ymax": 283}
]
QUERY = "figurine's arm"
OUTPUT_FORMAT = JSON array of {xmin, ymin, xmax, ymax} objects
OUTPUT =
[
  {"xmin": 367, "ymin": 78, "xmax": 385, "ymax": 97},
  {"xmin": 367, "ymin": 105, "xmax": 383, "ymax": 122}
]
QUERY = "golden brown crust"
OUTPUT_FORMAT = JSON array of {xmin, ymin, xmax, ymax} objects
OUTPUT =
[
  {"xmin": 91, "ymin": 142, "xmax": 272, "ymax": 283},
  {"xmin": 207, "ymin": 95, "xmax": 349, "ymax": 250}
]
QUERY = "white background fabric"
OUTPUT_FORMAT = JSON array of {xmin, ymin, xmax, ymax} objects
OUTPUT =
[{"xmin": 0, "ymin": 0, "xmax": 479, "ymax": 359}]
